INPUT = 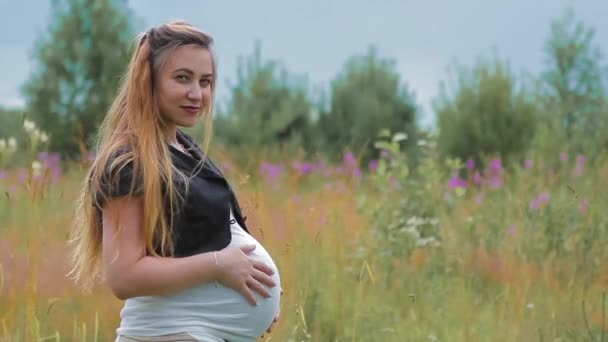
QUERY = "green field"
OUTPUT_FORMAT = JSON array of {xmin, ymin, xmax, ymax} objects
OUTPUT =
[{"xmin": 1, "ymin": 145, "xmax": 608, "ymax": 342}]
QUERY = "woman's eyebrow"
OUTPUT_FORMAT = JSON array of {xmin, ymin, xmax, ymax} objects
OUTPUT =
[
  {"xmin": 173, "ymin": 68, "xmax": 213, "ymax": 78},
  {"xmin": 173, "ymin": 68, "xmax": 194, "ymax": 74}
]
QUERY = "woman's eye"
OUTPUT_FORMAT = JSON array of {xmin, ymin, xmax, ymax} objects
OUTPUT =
[
  {"xmin": 200, "ymin": 79, "xmax": 212, "ymax": 87},
  {"xmin": 176, "ymin": 75, "xmax": 189, "ymax": 81}
]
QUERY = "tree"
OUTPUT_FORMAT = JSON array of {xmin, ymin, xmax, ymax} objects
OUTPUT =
[
  {"xmin": 0, "ymin": 107, "xmax": 25, "ymax": 142},
  {"xmin": 22, "ymin": 0, "xmax": 137, "ymax": 158},
  {"xmin": 214, "ymin": 41, "xmax": 314, "ymax": 156},
  {"xmin": 435, "ymin": 57, "xmax": 538, "ymax": 166},
  {"xmin": 538, "ymin": 8, "xmax": 608, "ymax": 156},
  {"xmin": 318, "ymin": 47, "xmax": 417, "ymax": 164}
]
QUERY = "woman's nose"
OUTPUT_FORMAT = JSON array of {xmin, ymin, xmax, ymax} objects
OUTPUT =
[
  {"xmin": 186, "ymin": 85, "xmax": 202, "ymax": 100},
  {"xmin": 186, "ymin": 92, "xmax": 200, "ymax": 100}
]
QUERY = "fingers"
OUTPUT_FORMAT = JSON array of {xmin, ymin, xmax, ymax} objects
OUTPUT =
[
  {"xmin": 252, "ymin": 260, "xmax": 274, "ymax": 276},
  {"xmin": 239, "ymin": 244, "xmax": 256, "ymax": 254},
  {"xmin": 240, "ymin": 285, "xmax": 257, "ymax": 306},
  {"xmin": 247, "ymin": 277, "xmax": 271, "ymax": 299},
  {"xmin": 253, "ymin": 269, "xmax": 276, "ymax": 288},
  {"xmin": 274, "ymin": 308, "xmax": 280, "ymax": 322},
  {"xmin": 266, "ymin": 310, "xmax": 281, "ymax": 334}
]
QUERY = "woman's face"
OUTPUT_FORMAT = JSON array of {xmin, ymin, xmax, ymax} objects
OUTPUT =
[{"xmin": 155, "ymin": 45, "xmax": 214, "ymax": 129}]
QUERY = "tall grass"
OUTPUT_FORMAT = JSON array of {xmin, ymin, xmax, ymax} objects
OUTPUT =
[{"xmin": 1, "ymin": 140, "xmax": 608, "ymax": 341}]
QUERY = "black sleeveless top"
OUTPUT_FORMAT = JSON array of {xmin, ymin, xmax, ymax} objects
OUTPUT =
[{"xmin": 95, "ymin": 129, "xmax": 249, "ymax": 257}]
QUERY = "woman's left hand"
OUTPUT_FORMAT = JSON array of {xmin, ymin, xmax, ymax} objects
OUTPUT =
[{"xmin": 264, "ymin": 289, "xmax": 283, "ymax": 335}]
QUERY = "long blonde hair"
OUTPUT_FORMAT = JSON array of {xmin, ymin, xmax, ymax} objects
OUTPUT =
[{"xmin": 67, "ymin": 21, "xmax": 217, "ymax": 291}]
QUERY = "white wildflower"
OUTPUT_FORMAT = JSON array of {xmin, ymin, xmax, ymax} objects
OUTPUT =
[
  {"xmin": 407, "ymin": 216, "xmax": 424, "ymax": 227},
  {"xmin": 402, "ymin": 226, "xmax": 420, "ymax": 239},
  {"xmin": 417, "ymin": 236, "xmax": 440, "ymax": 248},
  {"xmin": 392, "ymin": 132, "xmax": 408, "ymax": 142},
  {"xmin": 39, "ymin": 132, "xmax": 49, "ymax": 143},
  {"xmin": 8, "ymin": 137, "xmax": 17, "ymax": 150},
  {"xmin": 23, "ymin": 119, "xmax": 36, "ymax": 133},
  {"xmin": 418, "ymin": 139, "xmax": 427, "ymax": 147},
  {"xmin": 32, "ymin": 161, "xmax": 42, "ymax": 176},
  {"xmin": 527, "ymin": 303, "xmax": 535, "ymax": 309}
]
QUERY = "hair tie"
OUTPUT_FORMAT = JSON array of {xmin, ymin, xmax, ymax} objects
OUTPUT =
[{"xmin": 139, "ymin": 28, "xmax": 154, "ymax": 46}]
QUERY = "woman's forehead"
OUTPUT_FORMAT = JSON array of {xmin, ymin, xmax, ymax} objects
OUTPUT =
[{"xmin": 163, "ymin": 45, "xmax": 213, "ymax": 75}]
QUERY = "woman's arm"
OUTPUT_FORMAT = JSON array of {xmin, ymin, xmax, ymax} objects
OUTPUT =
[{"xmin": 102, "ymin": 196, "xmax": 275, "ymax": 303}]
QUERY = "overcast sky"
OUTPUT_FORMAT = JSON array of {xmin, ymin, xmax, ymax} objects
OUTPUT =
[{"xmin": 0, "ymin": 0, "xmax": 606, "ymax": 127}]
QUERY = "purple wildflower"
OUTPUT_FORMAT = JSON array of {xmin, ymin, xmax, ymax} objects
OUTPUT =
[
  {"xmin": 579, "ymin": 197, "xmax": 589, "ymax": 214},
  {"xmin": 40, "ymin": 153, "xmax": 62, "ymax": 172},
  {"xmin": 472, "ymin": 171, "xmax": 482, "ymax": 185},
  {"xmin": 292, "ymin": 161, "xmax": 315, "ymax": 175},
  {"xmin": 343, "ymin": 151, "xmax": 356, "ymax": 166},
  {"xmin": 51, "ymin": 167, "xmax": 63, "ymax": 183},
  {"xmin": 485, "ymin": 159, "xmax": 503, "ymax": 189},
  {"xmin": 466, "ymin": 159, "xmax": 475, "ymax": 170},
  {"xmin": 319, "ymin": 215, "xmax": 328, "ymax": 225},
  {"xmin": 316, "ymin": 160, "xmax": 327, "ymax": 172},
  {"xmin": 530, "ymin": 199, "xmax": 540, "ymax": 210},
  {"xmin": 259, "ymin": 162, "xmax": 284, "ymax": 182},
  {"xmin": 490, "ymin": 159, "xmax": 503, "ymax": 173},
  {"xmin": 448, "ymin": 175, "xmax": 467, "ymax": 189},
  {"xmin": 16, "ymin": 169, "xmax": 28, "ymax": 184},
  {"xmin": 368, "ymin": 159, "xmax": 378, "ymax": 173},
  {"xmin": 573, "ymin": 164, "xmax": 584, "ymax": 177},
  {"xmin": 530, "ymin": 191, "xmax": 551, "ymax": 210},
  {"xmin": 489, "ymin": 177, "xmax": 503, "ymax": 189},
  {"xmin": 576, "ymin": 155, "xmax": 586, "ymax": 164},
  {"xmin": 538, "ymin": 192, "xmax": 551, "ymax": 203}
]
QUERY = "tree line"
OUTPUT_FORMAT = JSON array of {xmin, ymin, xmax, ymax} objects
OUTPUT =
[{"xmin": 1, "ymin": 0, "xmax": 606, "ymax": 169}]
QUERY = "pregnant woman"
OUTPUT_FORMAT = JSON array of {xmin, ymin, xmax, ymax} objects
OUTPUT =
[{"xmin": 67, "ymin": 21, "xmax": 282, "ymax": 341}]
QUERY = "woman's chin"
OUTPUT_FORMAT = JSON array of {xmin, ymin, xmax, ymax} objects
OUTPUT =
[{"xmin": 176, "ymin": 118, "xmax": 199, "ymax": 128}]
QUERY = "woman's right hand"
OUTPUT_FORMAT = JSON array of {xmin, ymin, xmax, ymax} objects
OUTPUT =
[{"xmin": 214, "ymin": 244, "xmax": 276, "ymax": 305}]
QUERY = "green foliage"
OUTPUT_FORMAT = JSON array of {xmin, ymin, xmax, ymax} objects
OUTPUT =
[
  {"xmin": 318, "ymin": 47, "xmax": 418, "ymax": 165},
  {"xmin": 0, "ymin": 107, "xmax": 25, "ymax": 142},
  {"xmin": 359, "ymin": 131, "xmax": 444, "ymax": 283},
  {"xmin": 535, "ymin": 8, "xmax": 608, "ymax": 158},
  {"xmin": 0, "ymin": 109, "xmax": 51, "ymax": 168},
  {"xmin": 435, "ymin": 57, "xmax": 538, "ymax": 166},
  {"xmin": 214, "ymin": 41, "xmax": 315, "ymax": 155},
  {"xmin": 22, "ymin": 0, "xmax": 137, "ymax": 158}
]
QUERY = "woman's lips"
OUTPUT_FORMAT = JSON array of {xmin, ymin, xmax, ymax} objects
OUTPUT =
[{"xmin": 181, "ymin": 106, "xmax": 200, "ymax": 114}]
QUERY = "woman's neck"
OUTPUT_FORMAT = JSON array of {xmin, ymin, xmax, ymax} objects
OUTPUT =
[{"xmin": 163, "ymin": 124, "xmax": 179, "ymax": 145}]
